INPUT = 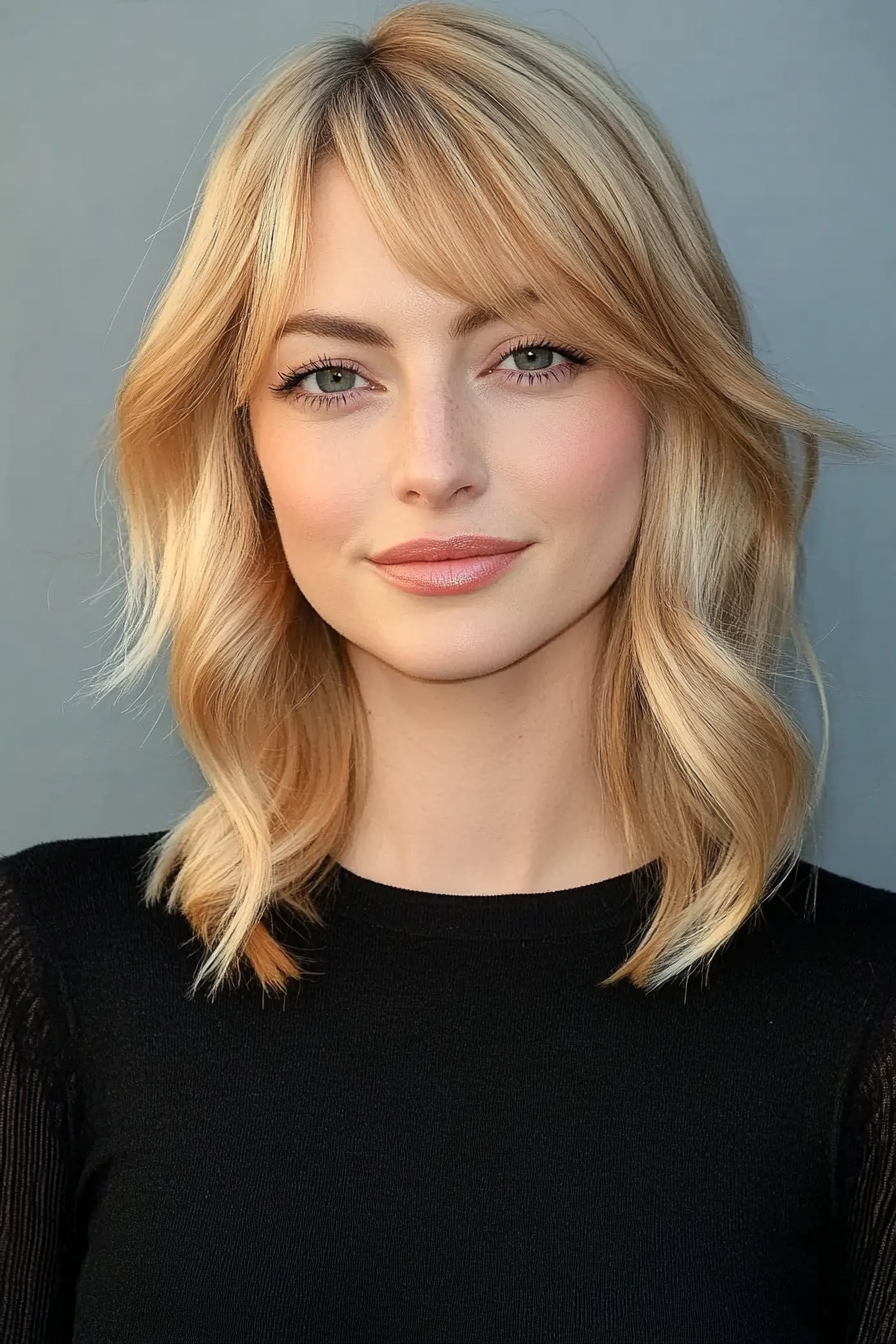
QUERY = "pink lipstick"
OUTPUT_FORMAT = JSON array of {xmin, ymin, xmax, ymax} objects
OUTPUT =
[{"xmin": 367, "ymin": 534, "xmax": 531, "ymax": 596}]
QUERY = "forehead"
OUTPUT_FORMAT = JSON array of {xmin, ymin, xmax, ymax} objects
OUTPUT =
[{"xmin": 284, "ymin": 170, "xmax": 540, "ymax": 345}]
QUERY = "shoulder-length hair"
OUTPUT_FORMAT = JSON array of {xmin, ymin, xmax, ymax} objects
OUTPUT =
[{"xmin": 84, "ymin": 1, "xmax": 885, "ymax": 999}]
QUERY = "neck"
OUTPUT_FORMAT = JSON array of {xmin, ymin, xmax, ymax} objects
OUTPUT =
[{"xmin": 335, "ymin": 606, "xmax": 643, "ymax": 895}]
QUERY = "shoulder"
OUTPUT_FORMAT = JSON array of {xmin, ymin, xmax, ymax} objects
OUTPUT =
[
  {"xmin": 1, "ymin": 829, "xmax": 167, "ymax": 886},
  {"xmin": 729, "ymin": 857, "xmax": 896, "ymax": 1025},
  {"xmin": 0, "ymin": 829, "xmax": 172, "ymax": 964},
  {"xmin": 759, "ymin": 857, "xmax": 896, "ymax": 950}
]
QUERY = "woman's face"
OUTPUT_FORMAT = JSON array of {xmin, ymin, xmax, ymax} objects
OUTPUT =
[{"xmin": 248, "ymin": 159, "xmax": 649, "ymax": 683}]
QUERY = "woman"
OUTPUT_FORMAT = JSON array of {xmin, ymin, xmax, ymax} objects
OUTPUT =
[{"xmin": 1, "ymin": 3, "xmax": 893, "ymax": 1340}]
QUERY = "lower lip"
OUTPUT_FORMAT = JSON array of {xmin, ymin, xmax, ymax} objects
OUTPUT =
[{"xmin": 368, "ymin": 548, "xmax": 529, "ymax": 595}]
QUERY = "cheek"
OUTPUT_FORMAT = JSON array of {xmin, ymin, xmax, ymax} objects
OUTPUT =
[
  {"xmin": 253, "ymin": 420, "xmax": 372, "ymax": 553},
  {"xmin": 521, "ymin": 380, "xmax": 648, "ymax": 529},
  {"xmin": 279, "ymin": 470, "xmax": 369, "ymax": 551}
]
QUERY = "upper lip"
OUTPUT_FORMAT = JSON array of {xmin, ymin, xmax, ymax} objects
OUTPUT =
[{"xmin": 369, "ymin": 534, "xmax": 531, "ymax": 564}]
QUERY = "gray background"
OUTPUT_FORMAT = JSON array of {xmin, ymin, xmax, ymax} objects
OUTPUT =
[{"xmin": 1, "ymin": 0, "xmax": 894, "ymax": 887}]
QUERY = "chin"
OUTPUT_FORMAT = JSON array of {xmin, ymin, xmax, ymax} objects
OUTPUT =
[{"xmin": 350, "ymin": 633, "xmax": 540, "ymax": 685}]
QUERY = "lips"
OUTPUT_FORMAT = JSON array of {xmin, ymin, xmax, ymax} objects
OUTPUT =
[
  {"xmin": 369, "ymin": 534, "xmax": 530, "ymax": 564},
  {"xmin": 368, "ymin": 549, "xmax": 527, "ymax": 596}
]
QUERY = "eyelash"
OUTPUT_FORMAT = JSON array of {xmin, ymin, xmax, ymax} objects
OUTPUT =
[{"xmin": 268, "ymin": 335, "xmax": 594, "ymax": 411}]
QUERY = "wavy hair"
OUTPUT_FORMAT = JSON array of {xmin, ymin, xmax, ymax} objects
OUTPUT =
[{"xmin": 83, "ymin": 1, "xmax": 887, "ymax": 999}]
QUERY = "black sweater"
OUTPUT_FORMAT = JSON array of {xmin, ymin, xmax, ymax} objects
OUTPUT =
[{"xmin": 1, "ymin": 831, "xmax": 895, "ymax": 1344}]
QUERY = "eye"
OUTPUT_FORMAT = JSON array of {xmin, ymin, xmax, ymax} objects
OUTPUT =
[
  {"xmin": 269, "ymin": 354, "xmax": 369, "ymax": 408},
  {"xmin": 268, "ymin": 335, "xmax": 595, "ymax": 411},
  {"xmin": 491, "ymin": 338, "xmax": 594, "ymax": 388},
  {"xmin": 495, "ymin": 340, "xmax": 589, "ymax": 378}
]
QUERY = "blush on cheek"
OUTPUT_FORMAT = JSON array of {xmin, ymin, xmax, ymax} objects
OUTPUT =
[
  {"xmin": 522, "ymin": 384, "xmax": 648, "ymax": 515},
  {"xmin": 249, "ymin": 400, "xmax": 373, "ymax": 549},
  {"xmin": 281, "ymin": 484, "xmax": 368, "ymax": 545},
  {"xmin": 261, "ymin": 446, "xmax": 375, "ymax": 553}
]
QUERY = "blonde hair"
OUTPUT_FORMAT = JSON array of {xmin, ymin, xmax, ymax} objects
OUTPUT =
[{"xmin": 84, "ymin": 1, "xmax": 887, "ymax": 999}]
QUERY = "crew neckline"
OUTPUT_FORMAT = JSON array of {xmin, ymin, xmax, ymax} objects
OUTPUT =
[{"xmin": 321, "ymin": 856, "xmax": 664, "ymax": 940}]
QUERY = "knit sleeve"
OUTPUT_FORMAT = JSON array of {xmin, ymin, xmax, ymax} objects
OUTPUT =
[
  {"xmin": 836, "ymin": 979, "xmax": 896, "ymax": 1344},
  {"xmin": 0, "ymin": 863, "xmax": 78, "ymax": 1344}
]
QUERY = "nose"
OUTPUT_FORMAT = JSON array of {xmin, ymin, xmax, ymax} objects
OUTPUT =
[{"xmin": 389, "ymin": 380, "xmax": 489, "ymax": 507}]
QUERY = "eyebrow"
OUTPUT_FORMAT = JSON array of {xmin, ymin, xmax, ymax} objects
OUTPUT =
[{"xmin": 275, "ymin": 287, "xmax": 541, "ymax": 347}]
